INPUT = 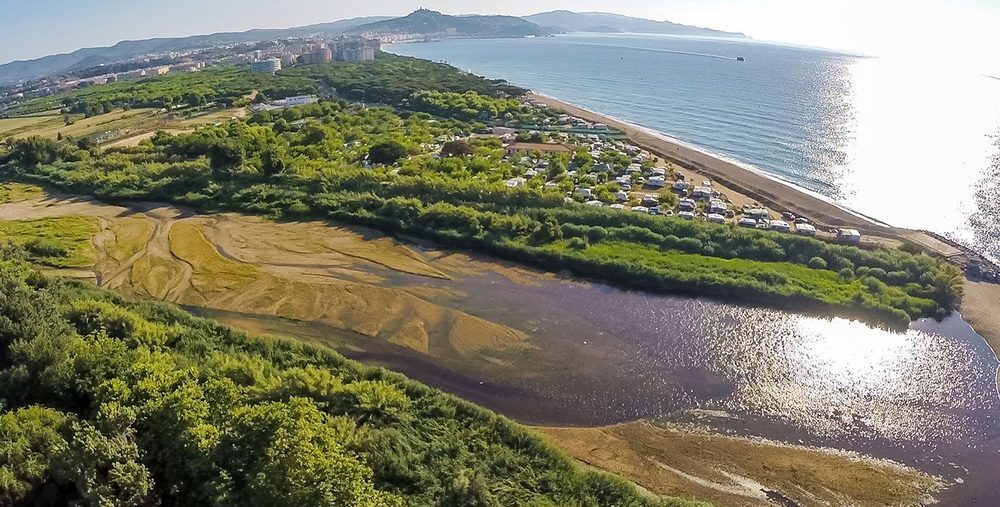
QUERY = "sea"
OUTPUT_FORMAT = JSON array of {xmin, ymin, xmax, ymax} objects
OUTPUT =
[{"xmin": 387, "ymin": 33, "xmax": 1000, "ymax": 263}]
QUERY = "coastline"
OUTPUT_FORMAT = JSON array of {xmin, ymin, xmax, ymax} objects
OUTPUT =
[
  {"xmin": 528, "ymin": 92, "xmax": 1000, "ymax": 356},
  {"xmin": 528, "ymin": 93, "xmax": 946, "ymax": 243}
]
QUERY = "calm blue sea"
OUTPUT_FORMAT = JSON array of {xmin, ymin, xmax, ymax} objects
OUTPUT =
[{"xmin": 387, "ymin": 34, "xmax": 1000, "ymax": 262}]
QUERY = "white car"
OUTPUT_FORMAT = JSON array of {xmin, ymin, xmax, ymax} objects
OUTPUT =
[
  {"xmin": 796, "ymin": 223, "xmax": 817, "ymax": 236},
  {"xmin": 770, "ymin": 220, "xmax": 791, "ymax": 232}
]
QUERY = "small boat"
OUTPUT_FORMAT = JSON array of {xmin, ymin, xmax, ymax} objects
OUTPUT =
[{"xmin": 736, "ymin": 56, "xmax": 745, "ymax": 62}]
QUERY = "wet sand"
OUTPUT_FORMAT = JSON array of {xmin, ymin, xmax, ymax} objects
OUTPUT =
[
  {"xmin": 962, "ymin": 281, "xmax": 1000, "ymax": 357},
  {"xmin": 538, "ymin": 421, "xmax": 941, "ymax": 507}
]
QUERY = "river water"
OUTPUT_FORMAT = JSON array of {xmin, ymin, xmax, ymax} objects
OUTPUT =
[{"xmin": 193, "ymin": 246, "xmax": 1000, "ymax": 504}]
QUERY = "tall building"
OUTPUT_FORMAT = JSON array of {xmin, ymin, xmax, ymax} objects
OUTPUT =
[
  {"xmin": 342, "ymin": 47, "xmax": 375, "ymax": 62},
  {"xmin": 250, "ymin": 58, "xmax": 282, "ymax": 74},
  {"xmin": 300, "ymin": 48, "xmax": 333, "ymax": 65}
]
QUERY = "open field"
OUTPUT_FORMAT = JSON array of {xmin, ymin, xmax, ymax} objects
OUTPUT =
[
  {"xmin": 0, "ymin": 115, "xmax": 55, "ymax": 137},
  {"xmin": 538, "ymin": 421, "xmax": 942, "ymax": 507},
  {"xmin": 0, "ymin": 108, "xmax": 161, "ymax": 140},
  {"xmin": 1, "ymin": 106, "xmax": 248, "ymax": 143}
]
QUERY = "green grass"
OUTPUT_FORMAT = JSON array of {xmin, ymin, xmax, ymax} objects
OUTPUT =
[
  {"xmin": 0, "ymin": 182, "xmax": 44, "ymax": 203},
  {"xmin": 0, "ymin": 217, "xmax": 98, "ymax": 268},
  {"xmin": 542, "ymin": 240, "xmax": 935, "ymax": 323}
]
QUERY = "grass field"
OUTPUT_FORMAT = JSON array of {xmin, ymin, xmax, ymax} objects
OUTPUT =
[
  {"xmin": 0, "ymin": 182, "xmax": 44, "ymax": 203},
  {"xmin": 0, "ymin": 115, "xmax": 56, "ymax": 137},
  {"xmin": 0, "ymin": 216, "xmax": 98, "ymax": 268},
  {"xmin": 105, "ymin": 217, "xmax": 154, "ymax": 262},
  {"xmin": 542, "ymin": 239, "xmax": 934, "ymax": 321},
  {"xmin": 1, "ymin": 106, "xmax": 246, "ymax": 143}
]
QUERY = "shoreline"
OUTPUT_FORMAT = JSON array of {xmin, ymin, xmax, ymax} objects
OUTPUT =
[
  {"xmin": 527, "ymin": 92, "xmax": 1000, "ymax": 357},
  {"xmin": 529, "ymin": 92, "xmax": 902, "ymax": 235}
]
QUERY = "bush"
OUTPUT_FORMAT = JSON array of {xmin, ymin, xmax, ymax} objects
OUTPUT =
[
  {"xmin": 24, "ymin": 238, "xmax": 68, "ymax": 258},
  {"xmin": 368, "ymin": 141, "xmax": 408, "ymax": 166},
  {"xmin": 838, "ymin": 267, "xmax": 855, "ymax": 281},
  {"xmin": 567, "ymin": 237, "xmax": 589, "ymax": 250},
  {"xmin": 808, "ymin": 256, "xmax": 828, "ymax": 270}
]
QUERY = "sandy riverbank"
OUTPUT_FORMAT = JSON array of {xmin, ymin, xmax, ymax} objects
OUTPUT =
[
  {"xmin": 962, "ymin": 281, "xmax": 1000, "ymax": 357},
  {"xmin": 537, "ymin": 421, "xmax": 942, "ymax": 507}
]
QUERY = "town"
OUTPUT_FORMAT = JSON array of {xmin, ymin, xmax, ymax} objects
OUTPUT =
[{"xmin": 0, "ymin": 35, "xmax": 380, "ymax": 116}]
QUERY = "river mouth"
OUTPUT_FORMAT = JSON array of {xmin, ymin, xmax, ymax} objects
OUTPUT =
[
  {"xmin": 193, "ymin": 258, "xmax": 1000, "ymax": 504},
  {"xmin": 4, "ymin": 193, "xmax": 997, "ymax": 503}
]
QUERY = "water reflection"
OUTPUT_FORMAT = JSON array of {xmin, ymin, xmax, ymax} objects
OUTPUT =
[
  {"xmin": 720, "ymin": 315, "xmax": 997, "ymax": 448},
  {"xmin": 195, "ymin": 253, "xmax": 1000, "ymax": 502}
]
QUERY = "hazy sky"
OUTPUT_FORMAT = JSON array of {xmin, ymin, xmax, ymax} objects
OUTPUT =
[{"xmin": 2, "ymin": 0, "xmax": 999, "ymax": 64}]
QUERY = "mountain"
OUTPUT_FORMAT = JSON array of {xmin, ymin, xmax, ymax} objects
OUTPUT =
[
  {"xmin": 346, "ymin": 9, "xmax": 551, "ymax": 38},
  {"xmin": 0, "ymin": 16, "xmax": 392, "ymax": 85},
  {"xmin": 524, "ymin": 11, "xmax": 748, "ymax": 39}
]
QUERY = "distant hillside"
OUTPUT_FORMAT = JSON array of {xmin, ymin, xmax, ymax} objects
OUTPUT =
[
  {"xmin": 0, "ymin": 16, "xmax": 392, "ymax": 85},
  {"xmin": 347, "ymin": 9, "xmax": 552, "ymax": 38},
  {"xmin": 525, "ymin": 10, "xmax": 748, "ymax": 38}
]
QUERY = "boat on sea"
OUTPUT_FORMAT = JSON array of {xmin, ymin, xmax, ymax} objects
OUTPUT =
[{"xmin": 736, "ymin": 56, "xmax": 746, "ymax": 62}]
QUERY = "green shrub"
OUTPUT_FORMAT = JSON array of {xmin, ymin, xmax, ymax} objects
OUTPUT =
[
  {"xmin": 808, "ymin": 256, "xmax": 828, "ymax": 270},
  {"xmin": 24, "ymin": 238, "xmax": 68, "ymax": 258}
]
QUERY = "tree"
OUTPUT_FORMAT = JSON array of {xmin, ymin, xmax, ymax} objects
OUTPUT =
[
  {"xmin": 441, "ymin": 140, "xmax": 474, "ymax": 158},
  {"xmin": 208, "ymin": 139, "xmax": 246, "ymax": 175},
  {"xmin": 261, "ymin": 148, "xmax": 288, "ymax": 178},
  {"xmin": 0, "ymin": 407, "xmax": 70, "ymax": 504},
  {"xmin": 368, "ymin": 141, "xmax": 407, "ymax": 166}
]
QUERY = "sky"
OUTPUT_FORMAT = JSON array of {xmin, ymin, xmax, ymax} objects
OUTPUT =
[{"xmin": 2, "ymin": 0, "xmax": 1000, "ymax": 65}]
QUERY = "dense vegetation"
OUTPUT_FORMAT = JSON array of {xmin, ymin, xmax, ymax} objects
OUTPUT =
[
  {"xmin": 282, "ymin": 53, "xmax": 526, "ymax": 106},
  {"xmin": 7, "ymin": 67, "xmax": 318, "ymax": 117},
  {"xmin": 0, "ymin": 249, "xmax": 692, "ymax": 506},
  {"xmin": 0, "ymin": 54, "xmax": 963, "ymax": 327}
]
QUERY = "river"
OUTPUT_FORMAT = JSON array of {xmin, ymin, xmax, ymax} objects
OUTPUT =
[{"xmin": 192, "ymin": 244, "xmax": 1000, "ymax": 505}]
